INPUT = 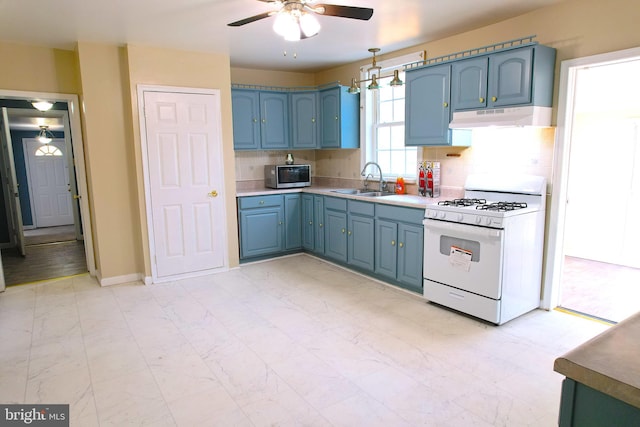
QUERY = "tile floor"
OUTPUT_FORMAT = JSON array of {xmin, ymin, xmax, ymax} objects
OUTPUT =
[{"xmin": 0, "ymin": 254, "xmax": 610, "ymax": 426}]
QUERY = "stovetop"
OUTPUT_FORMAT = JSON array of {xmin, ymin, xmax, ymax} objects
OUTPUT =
[
  {"xmin": 437, "ymin": 198, "xmax": 529, "ymax": 212},
  {"xmin": 425, "ymin": 196, "xmax": 542, "ymax": 228}
]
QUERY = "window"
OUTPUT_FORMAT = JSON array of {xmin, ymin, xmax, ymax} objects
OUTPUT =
[
  {"xmin": 35, "ymin": 145, "xmax": 63, "ymax": 156},
  {"xmin": 362, "ymin": 52, "xmax": 421, "ymax": 181}
]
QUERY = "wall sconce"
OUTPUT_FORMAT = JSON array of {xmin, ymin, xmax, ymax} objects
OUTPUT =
[
  {"xmin": 348, "ymin": 48, "xmax": 403, "ymax": 94},
  {"xmin": 32, "ymin": 100, "xmax": 54, "ymax": 111},
  {"xmin": 37, "ymin": 125, "xmax": 55, "ymax": 144}
]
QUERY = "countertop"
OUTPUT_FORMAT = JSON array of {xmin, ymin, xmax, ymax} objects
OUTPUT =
[
  {"xmin": 553, "ymin": 311, "xmax": 640, "ymax": 408},
  {"xmin": 236, "ymin": 186, "xmax": 448, "ymax": 209}
]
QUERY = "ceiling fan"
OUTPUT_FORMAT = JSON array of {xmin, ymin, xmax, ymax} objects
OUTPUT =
[{"xmin": 228, "ymin": 0, "xmax": 374, "ymax": 41}]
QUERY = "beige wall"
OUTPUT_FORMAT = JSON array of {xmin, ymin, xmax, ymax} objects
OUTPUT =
[{"xmin": 126, "ymin": 45, "xmax": 239, "ymax": 272}]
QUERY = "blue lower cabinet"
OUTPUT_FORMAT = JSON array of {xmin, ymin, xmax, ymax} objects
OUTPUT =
[
  {"xmin": 238, "ymin": 194, "xmax": 301, "ymax": 260},
  {"xmin": 313, "ymin": 196, "xmax": 325, "ymax": 255},
  {"xmin": 324, "ymin": 204, "xmax": 348, "ymax": 262},
  {"xmin": 301, "ymin": 194, "xmax": 315, "ymax": 250},
  {"xmin": 375, "ymin": 205, "xmax": 424, "ymax": 293},
  {"xmin": 239, "ymin": 206, "xmax": 283, "ymax": 259}
]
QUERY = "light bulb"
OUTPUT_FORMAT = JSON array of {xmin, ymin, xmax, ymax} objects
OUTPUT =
[{"xmin": 300, "ymin": 13, "xmax": 320, "ymax": 37}]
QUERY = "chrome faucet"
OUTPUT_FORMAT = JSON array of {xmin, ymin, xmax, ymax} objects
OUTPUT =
[{"xmin": 361, "ymin": 162, "xmax": 385, "ymax": 192}]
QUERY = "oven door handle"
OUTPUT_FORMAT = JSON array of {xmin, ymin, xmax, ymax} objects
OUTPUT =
[{"xmin": 423, "ymin": 219, "xmax": 502, "ymax": 239}]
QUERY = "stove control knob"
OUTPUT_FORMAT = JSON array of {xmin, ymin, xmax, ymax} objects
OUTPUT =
[
  {"xmin": 439, "ymin": 212, "xmax": 446, "ymax": 219},
  {"xmin": 485, "ymin": 217, "xmax": 492, "ymax": 225},
  {"xmin": 475, "ymin": 216, "xmax": 482, "ymax": 224},
  {"xmin": 457, "ymin": 213, "xmax": 464, "ymax": 221}
]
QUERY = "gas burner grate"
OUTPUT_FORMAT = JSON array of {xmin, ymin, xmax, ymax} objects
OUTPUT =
[
  {"xmin": 476, "ymin": 201, "xmax": 528, "ymax": 212},
  {"xmin": 438, "ymin": 198, "xmax": 487, "ymax": 207}
]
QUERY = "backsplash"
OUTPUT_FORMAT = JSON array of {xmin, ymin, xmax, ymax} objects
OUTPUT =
[{"xmin": 234, "ymin": 150, "xmax": 317, "ymax": 181}]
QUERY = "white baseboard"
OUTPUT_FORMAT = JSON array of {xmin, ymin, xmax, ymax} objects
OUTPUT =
[{"xmin": 97, "ymin": 272, "xmax": 144, "ymax": 287}]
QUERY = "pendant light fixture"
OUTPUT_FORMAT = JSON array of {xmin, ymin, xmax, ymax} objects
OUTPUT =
[
  {"xmin": 31, "ymin": 100, "xmax": 55, "ymax": 112},
  {"xmin": 36, "ymin": 125, "xmax": 55, "ymax": 144},
  {"xmin": 348, "ymin": 48, "xmax": 403, "ymax": 94}
]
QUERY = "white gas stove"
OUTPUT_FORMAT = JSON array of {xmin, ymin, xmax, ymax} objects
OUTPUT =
[{"xmin": 422, "ymin": 174, "xmax": 547, "ymax": 325}]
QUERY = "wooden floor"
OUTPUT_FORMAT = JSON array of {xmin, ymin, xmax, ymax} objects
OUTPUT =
[
  {"xmin": 560, "ymin": 256, "xmax": 640, "ymax": 323},
  {"xmin": 2, "ymin": 226, "xmax": 87, "ymax": 286}
]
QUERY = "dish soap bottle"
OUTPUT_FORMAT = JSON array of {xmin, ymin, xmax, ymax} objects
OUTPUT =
[{"xmin": 395, "ymin": 177, "xmax": 405, "ymax": 194}]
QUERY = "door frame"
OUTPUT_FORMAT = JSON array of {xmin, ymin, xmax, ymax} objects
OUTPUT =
[
  {"xmin": 0, "ymin": 89, "xmax": 95, "ymax": 277},
  {"xmin": 542, "ymin": 46, "xmax": 640, "ymax": 310},
  {"xmin": 137, "ymin": 84, "xmax": 229, "ymax": 284}
]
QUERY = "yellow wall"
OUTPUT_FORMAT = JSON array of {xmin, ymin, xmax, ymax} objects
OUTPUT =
[
  {"xmin": 125, "ymin": 45, "xmax": 239, "ymax": 272},
  {"xmin": 76, "ymin": 42, "xmax": 143, "ymax": 280},
  {"xmin": 0, "ymin": 41, "xmax": 79, "ymax": 93}
]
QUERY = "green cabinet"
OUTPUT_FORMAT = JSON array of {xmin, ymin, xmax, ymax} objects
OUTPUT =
[
  {"xmin": 405, "ymin": 64, "xmax": 471, "ymax": 147},
  {"xmin": 319, "ymin": 87, "xmax": 359, "ymax": 149},
  {"xmin": 375, "ymin": 204, "xmax": 424, "ymax": 293},
  {"xmin": 237, "ymin": 194, "xmax": 300, "ymax": 260},
  {"xmin": 231, "ymin": 89, "xmax": 289, "ymax": 150},
  {"xmin": 291, "ymin": 92, "xmax": 318, "ymax": 149},
  {"xmin": 451, "ymin": 45, "xmax": 556, "ymax": 111}
]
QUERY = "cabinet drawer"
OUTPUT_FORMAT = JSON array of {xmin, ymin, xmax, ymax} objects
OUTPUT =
[
  {"xmin": 238, "ymin": 194, "xmax": 282, "ymax": 209},
  {"xmin": 348, "ymin": 200, "xmax": 375, "ymax": 216},
  {"xmin": 376, "ymin": 204, "xmax": 424, "ymax": 224},
  {"xmin": 324, "ymin": 196, "xmax": 347, "ymax": 211}
]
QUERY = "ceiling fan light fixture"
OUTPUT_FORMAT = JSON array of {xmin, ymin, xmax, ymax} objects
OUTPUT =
[
  {"xmin": 32, "ymin": 100, "xmax": 54, "ymax": 112},
  {"xmin": 299, "ymin": 12, "xmax": 320, "ymax": 37},
  {"xmin": 273, "ymin": 11, "xmax": 302, "ymax": 41},
  {"xmin": 37, "ymin": 125, "xmax": 54, "ymax": 144}
]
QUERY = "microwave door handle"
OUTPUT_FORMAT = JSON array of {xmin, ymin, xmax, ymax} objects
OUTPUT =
[{"xmin": 424, "ymin": 220, "xmax": 502, "ymax": 239}]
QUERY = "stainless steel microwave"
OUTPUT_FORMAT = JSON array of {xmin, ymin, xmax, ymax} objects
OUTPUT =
[{"xmin": 264, "ymin": 164, "xmax": 311, "ymax": 189}]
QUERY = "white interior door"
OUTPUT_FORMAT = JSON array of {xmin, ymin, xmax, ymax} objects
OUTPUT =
[
  {"xmin": 142, "ymin": 89, "xmax": 227, "ymax": 279},
  {"xmin": 1, "ymin": 107, "xmax": 26, "ymax": 256},
  {"xmin": 23, "ymin": 138, "xmax": 74, "ymax": 228}
]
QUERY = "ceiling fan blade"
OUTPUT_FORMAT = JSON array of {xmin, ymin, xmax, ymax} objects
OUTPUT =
[
  {"xmin": 228, "ymin": 12, "xmax": 273, "ymax": 27},
  {"xmin": 315, "ymin": 4, "xmax": 374, "ymax": 20}
]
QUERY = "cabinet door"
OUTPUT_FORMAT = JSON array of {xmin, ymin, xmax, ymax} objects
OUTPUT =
[
  {"xmin": 319, "ymin": 88, "xmax": 340, "ymax": 148},
  {"xmin": 231, "ymin": 90, "xmax": 260, "ymax": 150},
  {"xmin": 451, "ymin": 57, "xmax": 488, "ymax": 111},
  {"xmin": 324, "ymin": 208, "xmax": 347, "ymax": 262},
  {"xmin": 313, "ymin": 195, "xmax": 325, "ymax": 254},
  {"xmin": 488, "ymin": 48, "xmax": 533, "ymax": 107},
  {"xmin": 239, "ymin": 206, "xmax": 283, "ymax": 258},
  {"xmin": 301, "ymin": 194, "xmax": 314, "ymax": 250},
  {"xmin": 348, "ymin": 214, "xmax": 375, "ymax": 271},
  {"xmin": 260, "ymin": 92, "xmax": 290, "ymax": 149},
  {"xmin": 397, "ymin": 223, "xmax": 424, "ymax": 292},
  {"xmin": 284, "ymin": 194, "xmax": 301, "ymax": 250},
  {"xmin": 405, "ymin": 64, "xmax": 452, "ymax": 146},
  {"xmin": 375, "ymin": 218, "xmax": 398, "ymax": 280},
  {"xmin": 291, "ymin": 92, "xmax": 318, "ymax": 149}
]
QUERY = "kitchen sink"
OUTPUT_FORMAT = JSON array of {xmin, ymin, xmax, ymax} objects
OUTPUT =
[{"xmin": 330, "ymin": 189, "xmax": 395, "ymax": 197}]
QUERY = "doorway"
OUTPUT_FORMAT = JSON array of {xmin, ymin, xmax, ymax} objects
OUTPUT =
[
  {"xmin": 0, "ymin": 91, "xmax": 95, "ymax": 290},
  {"xmin": 545, "ymin": 47, "xmax": 640, "ymax": 323}
]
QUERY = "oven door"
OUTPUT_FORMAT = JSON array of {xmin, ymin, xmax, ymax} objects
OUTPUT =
[{"xmin": 423, "ymin": 219, "xmax": 504, "ymax": 299}]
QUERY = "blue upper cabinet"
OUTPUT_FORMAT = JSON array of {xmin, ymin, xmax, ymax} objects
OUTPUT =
[
  {"xmin": 451, "ymin": 45, "xmax": 556, "ymax": 111},
  {"xmin": 319, "ymin": 86, "xmax": 359, "ymax": 149},
  {"xmin": 405, "ymin": 64, "xmax": 466, "ymax": 146},
  {"xmin": 231, "ymin": 90, "xmax": 260, "ymax": 150},
  {"xmin": 260, "ymin": 91, "xmax": 290, "ymax": 149},
  {"xmin": 291, "ymin": 91, "xmax": 318, "ymax": 149},
  {"xmin": 452, "ymin": 57, "xmax": 489, "ymax": 111},
  {"xmin": 488, "ymin": 48, "xmax": 533, "ymax": 107},
  {"xmin": 231, "ymin": 89, "xmax": 289, "ymax": 150}
]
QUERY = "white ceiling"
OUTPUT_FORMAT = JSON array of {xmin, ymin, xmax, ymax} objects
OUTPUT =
[{"xmin": 0, "ymin": 0, "xmax": 563, "ymax": 72}]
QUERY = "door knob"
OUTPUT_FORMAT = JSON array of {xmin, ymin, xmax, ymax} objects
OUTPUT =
[{"xmin": 208, "ymin": 190, "xmax": 218, "ymax": 197}]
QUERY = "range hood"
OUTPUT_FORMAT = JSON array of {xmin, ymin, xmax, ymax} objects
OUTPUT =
[{"xmin": 449, "ymin": 106, "xmax": 552, "ymax": 129}]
